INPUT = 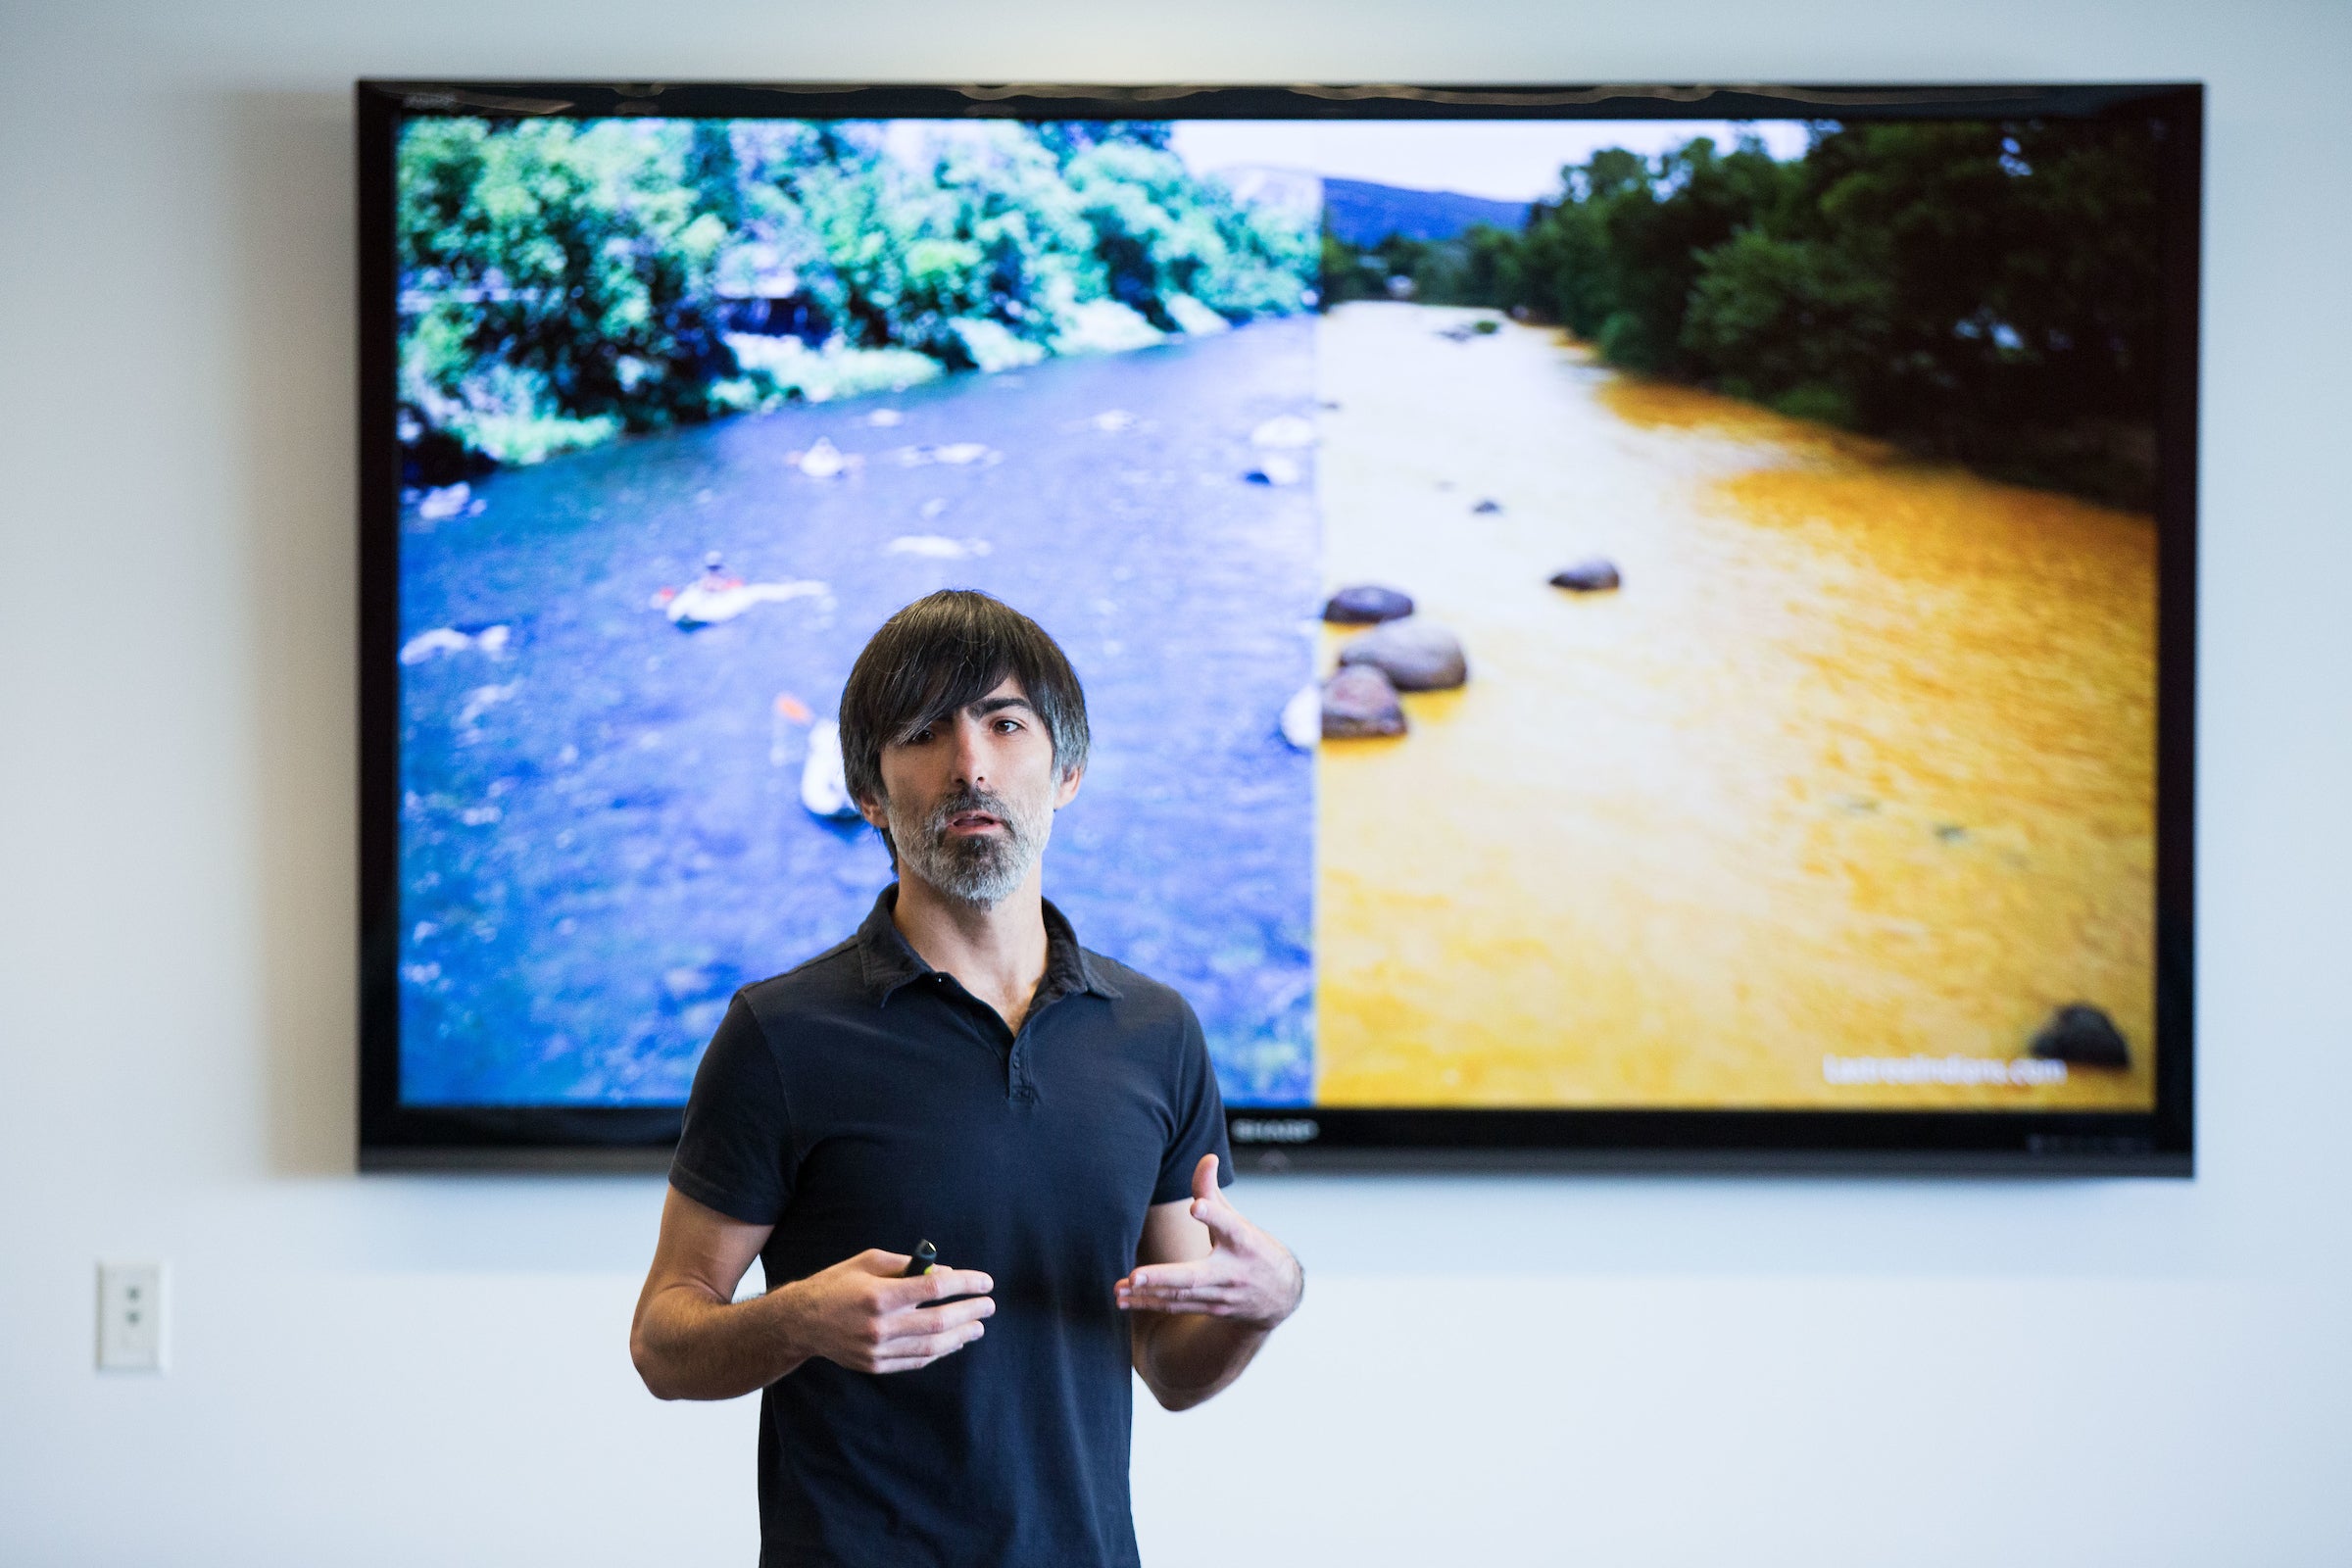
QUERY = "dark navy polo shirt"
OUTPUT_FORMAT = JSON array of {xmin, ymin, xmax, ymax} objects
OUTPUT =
[{"xmin": 670, "ymin": 885, "xmax": 1233, "ymax": 1568}]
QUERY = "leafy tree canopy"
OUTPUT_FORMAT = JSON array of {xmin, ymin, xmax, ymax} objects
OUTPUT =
[
  {"xmin": 1320, "ymin": 119, "xmax": 2164, "ymax": 507},
  {"xmin": 397, "ymin": 117, "xmax": 1315, "ymax": 473}
]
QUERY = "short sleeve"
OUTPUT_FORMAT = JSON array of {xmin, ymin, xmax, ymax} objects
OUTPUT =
[
  {"xmin": 669, "ymin": 994, "xmax": 796, "ymax": 1224},
  {"xmin": 1152, "ymin": 996, "xmax": 1236, "ymax": 1205}
]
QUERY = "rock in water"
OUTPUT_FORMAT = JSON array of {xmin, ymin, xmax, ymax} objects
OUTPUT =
[
  {"xmin": 2029, "ymin": 1004, "xmax": 2132, "ymax": 1069},
  {"xmin": 886, "ymin": 534, "xmax": 991, "ymax": 560},
  {"xmin": 1278, "ymin": 684, "xmax": 1322, "ymax": 752},
  {"xmin": 1549, "ymin": 559, "xmax": 1622, "ymax": 593},
  {"xmin": 796, "ymin": 437, "xmax": 850, "ymax": 479},
  {"xmin": 1250, "ymin": 415, "xmax": 1317, "ymax": 450},
  {"xmin": 1338, "ymin": 621, "xmax": 1468, "ymax": 691},
  {"xmin": 801, "ymin": 719, "xmax": 862, "ymax": 820},
  {"xmin": 1472, "ymin": 498, "xmax": 1503, "ymax": 514},
  {"xmin": 1322, "ymin": 585, "xmax": 1415, "ymax": 624},
  {"xmin": 399, "ymin": 625, "xmax": 510, "ymax": 664},
  {"xmin": 1321, "ymin": 665, "xmax": 1406, "ymax": 739},
  {"xmin": 416, "ymin": 481, "xmax": 473, "ymax": 521},
  {"xmin": 667, "ymin": 578, "xmax": 829, "ymax": 628}
]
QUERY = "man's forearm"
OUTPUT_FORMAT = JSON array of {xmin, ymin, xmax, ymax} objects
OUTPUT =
[
  {"xmin": 633, "ymin": 1283, "xmax": 811, "ymax": 1400},
  {"xmin": 1132, "ymin": 1313, "xmax": 1272, "ymax": 1411}
]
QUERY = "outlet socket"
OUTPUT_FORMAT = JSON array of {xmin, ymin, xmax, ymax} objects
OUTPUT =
[{"xmin": 97, "ymin": 1262, "xmax": 167, "ymax": 1372}]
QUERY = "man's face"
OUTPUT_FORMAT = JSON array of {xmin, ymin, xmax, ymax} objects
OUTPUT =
[{"xmin": 860, "ymin": 676, "xmax": 1082, "ymax": 908}]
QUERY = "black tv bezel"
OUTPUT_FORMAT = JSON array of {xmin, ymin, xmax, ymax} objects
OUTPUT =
[{"xmin": 357, "ymin": 78, "xmax": 2199, "ymax": 1176}]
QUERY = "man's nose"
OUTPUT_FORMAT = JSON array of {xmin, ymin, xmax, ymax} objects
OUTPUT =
[{"xmin": 946, "ymin": 717, "xmax": 988, "ymax": 784}]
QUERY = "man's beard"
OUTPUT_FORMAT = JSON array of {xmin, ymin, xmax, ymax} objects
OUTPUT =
[{"xmin": 888, "ymin": 784, "xmax": 1051, "ymax": 908}]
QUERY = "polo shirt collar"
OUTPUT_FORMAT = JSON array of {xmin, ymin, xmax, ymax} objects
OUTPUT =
[{"xmin": 856, "ymin": 884, "xmax": 1122, "ymax": 1005}]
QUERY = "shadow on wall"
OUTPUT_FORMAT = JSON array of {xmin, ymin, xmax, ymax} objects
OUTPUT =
[{"xmin": 225, "ymin": 89, "xmax": 361, "ymax": 1177}]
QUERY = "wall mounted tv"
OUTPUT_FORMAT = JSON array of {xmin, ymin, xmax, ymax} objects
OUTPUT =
[{"xmin": 358, "ymin": 79, "xmax": 2197, "ymax": 1173}]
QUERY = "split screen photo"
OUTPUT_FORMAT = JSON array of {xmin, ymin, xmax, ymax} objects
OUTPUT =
[{"xmin": 390, "ymin": 113, "xmax": 2162, "ymax": 1116}]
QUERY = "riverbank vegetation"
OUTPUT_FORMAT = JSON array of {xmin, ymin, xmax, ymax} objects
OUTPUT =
[
  {"xmin": 397, "ymin": 118, "xmax": 1316, "ymax": 478},
  {"xmin": 1323, "ymin": 121, "xmax": 2164, "ymax": 508}
]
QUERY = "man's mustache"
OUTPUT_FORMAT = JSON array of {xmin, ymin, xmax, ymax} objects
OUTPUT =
[{"xmin": 925, "ymin": 788, "xmax": 1016, "ymax": 832}]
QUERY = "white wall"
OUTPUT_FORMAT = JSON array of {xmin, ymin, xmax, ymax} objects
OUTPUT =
[{"xmin": 3, "ymin": 1, "xmax": 2347, "ymax": 1562}]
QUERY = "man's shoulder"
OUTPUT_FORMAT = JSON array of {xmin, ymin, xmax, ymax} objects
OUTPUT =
[
  {"xmin": 734, "ymin": 935, "xmax": 870, "ymax": 1027},
  {"xmin": 1080, "ymin": 949, "xmax": 1194, "ymax": 1028}
]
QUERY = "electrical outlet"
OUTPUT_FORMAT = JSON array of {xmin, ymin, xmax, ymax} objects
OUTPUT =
[{"xmin": 97, "ymin": 1262, "xmax": 167, "ymax": 1372}]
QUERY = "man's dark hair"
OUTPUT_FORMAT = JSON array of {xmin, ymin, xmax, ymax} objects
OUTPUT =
[{"xmin": 838, "ymin": 591, "xmax": 1091, "ymax": 858}]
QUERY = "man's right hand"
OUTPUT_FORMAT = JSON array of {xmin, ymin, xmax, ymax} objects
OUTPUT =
[
  {"xmin": 634, "ymin": 1192, "xmax": 997, "ymax": 1398},
  {"xmin": 775, "ymin": 1250, "xmax": 996, "ymax": 1374}
]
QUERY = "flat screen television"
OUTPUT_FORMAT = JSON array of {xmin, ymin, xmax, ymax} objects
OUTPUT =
[{"xmin": 357, "ymin": 79, "xmax": 2197, "ymax": 1173}]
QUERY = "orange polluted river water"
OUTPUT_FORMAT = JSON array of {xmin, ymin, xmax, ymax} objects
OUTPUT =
[{"xmin": 1311, "ymin": 302, "xmax": 2157, "ymax": 1109}]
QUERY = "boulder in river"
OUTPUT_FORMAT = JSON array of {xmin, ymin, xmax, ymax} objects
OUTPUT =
[
  {"xmin": 793, "ymin": 437, "xmax": 854, "ymax": 479},
  {"xmin": 1549, "ymin": 559, "xmax": 1623, "ymax": 593},
  {"xmin": 1322, "ymin": 585, "xmax": 1415, "ymax": 624},
  {"xmin": 1279, "ymin": 684, "xmax": 1322, "ymax": 751},
  {"xmin": 1321, "ymin": 665, "xmax": 1407, "ymax": 739},
  {"xmin": 667, "ymin": 577, "xmax": 829, "ymax": 628},
  {"xmin": 399, "ymin": 623, "xmax": 511, "ymax": 665},
  {"xmin": 661, "ymin": 964, "xmax": 729, "ymax": 1006},
  {"xmin": 2028, "ymin": 1003, "xmax": 2131, "ymax": 1069},
  {"xmin": 800, "ymin": 719, "xmax": 863, "ymax": 820},
  {"xmin": 416, "ymin": 481, "xmax": 482, "ymax": 522},
  {"xmin": 1338, "ymin": 620, "xmax": 1468, "ymax": 692},
  {"xmin": 1250, "ymin": 414, "xmax": 1317, "ymax": 450}
]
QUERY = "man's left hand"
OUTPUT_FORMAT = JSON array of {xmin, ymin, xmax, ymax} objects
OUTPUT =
[{"xmin": 1114, "ymin": 1154, "xmax": 1303, "ymax": 1330}]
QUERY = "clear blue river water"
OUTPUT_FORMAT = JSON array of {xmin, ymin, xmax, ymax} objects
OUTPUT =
[{"xmin": 399, "ymin": 318, "xmax": 1318, "ymax": 1107}]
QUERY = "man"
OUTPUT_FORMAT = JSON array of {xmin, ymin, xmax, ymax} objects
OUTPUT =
[{"xmin": 630, "ymin": 589, "xmax": 1304, "ymax": 1567}]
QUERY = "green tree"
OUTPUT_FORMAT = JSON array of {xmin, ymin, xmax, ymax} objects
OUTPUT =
[
  {"xmin": 393, "ymin": 114, "xmax": 1339, "ymax": 467},
  {"xmin": 1480, "ymin": 117, "xmax": 2162, "ymax": 504},
  {"xmin": 398, "ymin": 119, "xmax": 737, "ymax": 463}
]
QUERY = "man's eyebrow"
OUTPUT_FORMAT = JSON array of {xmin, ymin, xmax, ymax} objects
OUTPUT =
[{"xmin": 968, "ymin": 696, "xmax": 1037, "ymax": 717}]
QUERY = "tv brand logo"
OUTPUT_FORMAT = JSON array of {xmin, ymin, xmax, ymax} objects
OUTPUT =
[{"xmin": 1231, "ymin": 1118, "xmax": 1320, "ymax": 1144}]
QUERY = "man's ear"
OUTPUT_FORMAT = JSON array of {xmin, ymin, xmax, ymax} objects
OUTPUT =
[
  {"xmin": 855, "ymin": 789, "xmax": 890, "ymax": 832},
  {"xmin": 1054, "ymin": 762, "xmax": 1084, "ymax": 810}
]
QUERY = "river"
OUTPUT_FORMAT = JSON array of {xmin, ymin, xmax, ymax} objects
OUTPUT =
[
  {"xmin": 1312, "ymin": 302, "xmax": 2158, "ymax": 1109},
  {"xmin": 400, "ymin": 302, "xmax": 2158, "ymax": 1113},
  {"xmin": 399, "ymin": 319, "xmax": 1319, "ymax": 1104}
]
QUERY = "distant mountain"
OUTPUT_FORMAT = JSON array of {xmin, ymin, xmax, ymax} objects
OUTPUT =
[{"xmin": 1321, "ymin": 178, "xmax": 1534, "ymax": 247}]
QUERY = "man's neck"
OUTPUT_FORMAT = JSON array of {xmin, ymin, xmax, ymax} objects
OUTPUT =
[{"xmin": 891, "ymin": 868, "xmax": 1051, "ymax": 1033}]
